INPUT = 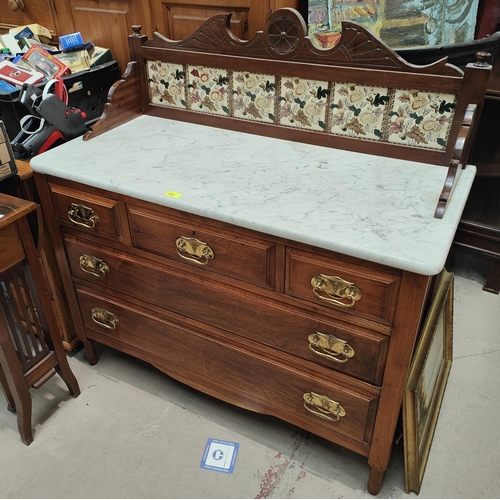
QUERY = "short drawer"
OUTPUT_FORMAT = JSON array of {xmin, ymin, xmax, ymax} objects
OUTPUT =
[
  {"xmin": 75, "ymin": 285, "xmax": 378, "ymax": 448},
  {"xmin": 286, "ymin": 247, "xmax": 401, "ymax": 326},
  {"xmin": 128, "ymin": 205, "xmax": 276, "ymax": 289},
  {"xmin": 48, "ymin": 182, "xmax": 128, "ymax": 243},
  {"xmin": 65, "ymin": 236, "xmax": 388, "ymax": 385}
]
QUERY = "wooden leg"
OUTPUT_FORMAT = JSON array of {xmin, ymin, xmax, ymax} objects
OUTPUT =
[
  {"xmin": 84, "ymin": 340, "xmax": 98, "ymax": 366},
  {"xmin": 0, "ymin": 344, "xmax": 34, "ymax": 446},
  {"xmin": 54, "ymin": 363, "xmax": 80, "ymax": 398},
  {"xmin": 14, "ymin": 387, "xmax": 33, "ymax": 446},
  {"xmin": 367, "ymin": 467, "xmax": 385, "ymax": 495},
  {"xmin": 483, "ymin": 254, "xmax": 500, "ymax": 294},
  {"xmin": 0, "ymin": 363, "xmax": 16, "ymax": 411}
]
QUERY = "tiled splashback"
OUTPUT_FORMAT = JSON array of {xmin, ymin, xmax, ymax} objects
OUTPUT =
[{"xmin": 147, "ymin": 60, "xmax": 456, "ymax": 151}]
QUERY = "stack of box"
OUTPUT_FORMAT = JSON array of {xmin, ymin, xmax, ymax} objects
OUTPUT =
[{"xmin": 0, "ymin": 22, "xmax": 120, "ymax": 142}]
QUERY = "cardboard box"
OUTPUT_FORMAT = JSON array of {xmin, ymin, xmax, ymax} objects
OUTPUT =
[
  {"xmin": 56, "ymin": 50, "xmax": 91, "ymax": 73},
  {"xmin": 0, "ymin": 34, "xmax": 22, "ymax": 55},
  {"xmin": 9, "ymin": 24, "xmax": 52, "ymax": 44},
  {"xmin": 59, "ymin": 32, "xmax": 84, "ymax": 51},
  {"xmin": 22, "ymin": 46, "xmax": 71, "ymax": 79},
  {"xmin": 88, "ymin": 46, "xmax": 113, "ymax": 67},
  {"xmin": 0, "ymin": 121, "xmax": 17, "ymax": 182},
  {"xmin": 16, "ymin": 37, "xmax": 59, "ymax": 54},
  {"xmin": 0, "ymin": 60, "xmax": 44, "ymax": 87}
]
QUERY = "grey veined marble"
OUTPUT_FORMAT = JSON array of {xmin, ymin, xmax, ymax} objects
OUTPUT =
[{"xmin": 31, "ymin": 114, "xmax": 476, "ymax": 275}]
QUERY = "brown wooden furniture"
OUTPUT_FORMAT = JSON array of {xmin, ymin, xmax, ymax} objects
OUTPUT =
[
  {"xmin": 397, "ymin": 35, "xmax": 500, "ymax": 293},
  {"xmin": 31, "ymin": 9, "xmax": 489, "ymax": 494},
  {"xmin": 0, "ymin": 0, "xmax": 302, "ymax": 74},
  {"xmin": 0, "ymin": 192, "xmax": 80, "ymax": 445},
  {"xmin": 0, "ymin": 160, "xmax": 79, "ymax": 350}
]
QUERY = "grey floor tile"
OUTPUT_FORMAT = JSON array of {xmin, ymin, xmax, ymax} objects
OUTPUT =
[{"xmin": 0, "ymin": 275, "xmax": 498, "ymax": 498}]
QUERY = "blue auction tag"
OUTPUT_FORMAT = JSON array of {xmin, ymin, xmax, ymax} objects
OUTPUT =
[{"xmin": 200, "ymin": 438, "xmax": 239, "ymax": 474}]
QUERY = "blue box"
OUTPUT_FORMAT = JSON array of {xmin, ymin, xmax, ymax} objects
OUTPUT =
[{"xmin": 59, "ymin": 32, "xmax": 84, "ymax": 51}]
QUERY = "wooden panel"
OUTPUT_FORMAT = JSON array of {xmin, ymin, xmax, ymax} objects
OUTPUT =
[
  {"xmin": 76, "ymin": 284, "xmax": 379, "ymax": 447},
  {"xmin": 66, "ymin": 0, "xmax": 151, "ymax": 73},
  {"xmin": 0, "ymin": 0, "xmax": 57, "ymax": 35},
  {"xmin": 285, "ymin": 247, "xmax": 401, "ymax": 326},
  {"xmin": 128, "ymin": 204, "xmax": 276, "ymax": 289},
  {"xmin": 48, "ymin": 182, "xmax": 129, "ymax": 244},
  {"xmin": 0, "ymin": 224, "xmax": 24, "ymax": 273},
  {"xmin": 154, "ymin": 0, "xmax": 250, "ymax": 40},
  {"xmin": 64, "ymin": 235, "xmax": 388, "ymax": 384}
]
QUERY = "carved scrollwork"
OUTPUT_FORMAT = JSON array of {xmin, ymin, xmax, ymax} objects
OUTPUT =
[{"xmin": 146, "ymin": 8, "xmax": 463, "ymax": 76}]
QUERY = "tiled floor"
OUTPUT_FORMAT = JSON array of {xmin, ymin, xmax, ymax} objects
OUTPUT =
[{"xmin": 0, "ymin": 274, "xmax": 499, "ymax": 499}]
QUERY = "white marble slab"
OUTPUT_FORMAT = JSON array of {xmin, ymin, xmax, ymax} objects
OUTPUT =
[{"xmin": 30, "ymin": 114, "xmax": 476, "ymax": 275}]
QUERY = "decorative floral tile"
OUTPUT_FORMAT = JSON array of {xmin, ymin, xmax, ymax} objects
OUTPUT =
[
  {"xmin": 279, "ymin": 77, "xmax": 329, "ymax": 131},
  {"xmin": 233, "ymin": 72, "xmax": 276, "ymax": 123},
  {"xmin": 187, "ymin": 66, "xmax": 230, "ymax": 116},
  {"xmin": 330, "ymin": 83, "xmax": 389, "ymax": 140},
  {"xmin": 387, "ymin": 89, "xmax": 457, "ymax": 149},
  {"xmin": 147, "ymin": 61, "xmax": 187, "ymax": 108}
]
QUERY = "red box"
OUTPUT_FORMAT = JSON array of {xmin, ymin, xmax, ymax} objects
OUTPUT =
[
  {"xmin": 22, "ymin": 46, "xmax": 71, "ymax": 79},
  {"xmin": 0, "ymin": 60, "xmax": 44, "ymax": 86}
]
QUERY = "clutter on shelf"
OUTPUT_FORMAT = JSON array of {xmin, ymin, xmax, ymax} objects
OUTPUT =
[{"xmin": 0, "ymin": 23, "xmax": 120, "ymax": 158}]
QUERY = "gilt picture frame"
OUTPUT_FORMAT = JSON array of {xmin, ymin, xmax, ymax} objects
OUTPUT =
[{"xmin": 403, "ymin": 269, "xmax": 454, "ymax": 494}]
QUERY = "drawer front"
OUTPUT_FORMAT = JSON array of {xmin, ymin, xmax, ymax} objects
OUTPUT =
[
  {"xmin": 286, "ymin": 248, "xmax": 401, "ymax": 326},
  {"xmin": 48, "ymin": 182, "xmax": 128, "ymax": 243},
  {"xmin": 128, "ymin": 205, "xmax": 276, "ymax": 289},
  {"xmin": 76, "ymin": 285, "xmax": 378, "ymax": 447},
  {"xmin": 65, "ymin": 237, "xmax": 388, "ymax": 384}
]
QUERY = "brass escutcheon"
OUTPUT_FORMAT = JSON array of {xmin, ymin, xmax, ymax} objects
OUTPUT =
[
  {"xmin": 79, "ymin": 254, "xmax": 110, "ymax": 278},
  {"xmin": 303, "ymin": 392, "xmax": 346, "ymax": 421},
  {"xmin": 176, "ymin": 236, "xmax": 214, "ymax": 265},
  {"xmin": 308, "ymin": 332, "xmax": 355, "ymax": 363},
  {"xmin": 91, "ymin": 307, "xmax": 119, "ymax": 330},
  {"xmin": 68, "ymin": 203, "xmax": 99, "ymax": 229},
  {"xmin": 310, "ymin": 274, "xmax": 362, "ymax": 307}
]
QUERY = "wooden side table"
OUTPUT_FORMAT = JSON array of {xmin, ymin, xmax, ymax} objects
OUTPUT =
[
  {"xmin": 0, "ymin": 160, "xmax": 79, "ymax": 350},
  {"xmin": 0, "ymin": 192, "xmax": 80, "ymax": 445}
]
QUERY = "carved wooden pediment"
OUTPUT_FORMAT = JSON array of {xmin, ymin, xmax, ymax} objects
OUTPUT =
[{"xmin": 148, "ymin": 8, "xmax": 461, "ymax": 76}]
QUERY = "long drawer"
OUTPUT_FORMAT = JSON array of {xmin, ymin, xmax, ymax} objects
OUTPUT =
[
  {"xmin": 75, "ymin": 285, "xmax": 379, "ymax": 450},
  {"xmin": 64, "ymin": 236, "xmax": 389, "ymax": 385}
]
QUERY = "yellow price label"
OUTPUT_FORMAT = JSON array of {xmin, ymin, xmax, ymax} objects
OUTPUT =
[{"xmin": 165, "ymin": 191, "xmax": 182, "ymax": 198}]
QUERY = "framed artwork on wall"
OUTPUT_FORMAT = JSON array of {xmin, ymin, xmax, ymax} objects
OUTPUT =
[
  {"xmin": 308, "ymin": 0, "xmax": 481, "ymax": 48},
  {"xmin": 403, "ymin": 269, "xmax": 454, "ymax": 494}
]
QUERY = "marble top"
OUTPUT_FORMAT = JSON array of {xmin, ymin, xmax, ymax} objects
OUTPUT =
[{"xmin": 30, "ymin": 114, "xmax": 476, "ymax": 276}]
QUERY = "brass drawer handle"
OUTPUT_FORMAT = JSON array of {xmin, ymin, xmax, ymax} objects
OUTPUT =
[
  {"xmin": 91, "ymin": 307, "xmax": 119, "ymax": 330},
  {"xmin": 68, "ymin": 203, "xmax": 100, "ymax": 229},
  {"xmin": 303, "ymin": 392, "xmax": 346, "ymax": 422},
  {"xmin": 79, "ymin": 254, "xmax": 110, "ymax": 278},
  {"xmin": 310, "ymin": 274, "xmax": 362, "ymax": 308},
  {"xmin": 176, "ymin": 236, "xmax": 214, "ymax": 265},
  {"xmin": 308, "ymin": 332, "xmax": 354, "ymax": 363}
]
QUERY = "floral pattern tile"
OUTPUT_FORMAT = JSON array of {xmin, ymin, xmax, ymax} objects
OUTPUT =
[
  {"xmin": 233, "ymin": 72, "xmax": 276, "ymax": 123},
  {"xmin": 187, "ymin": 66, "xmax": 230, "ymax": 116},
  {"xmin": 387, "ymin": 90, "xmax": 457, "ymax": 149},
  {"xmin": 147, "ymin": 61, "xmax": 187, "ymax": 108},
  {"xmin": 146, "ymin": 59, "xmax": 459, "ymax": 152},
  {"xmin": 279, "ymin": 77, "xmax": 329, "ymax": 131},
  {"xmin": 330, "ymin": 83, "xmax": 389, "ymax": 140}
]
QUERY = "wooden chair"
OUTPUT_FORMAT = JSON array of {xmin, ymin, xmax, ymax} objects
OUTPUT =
[{"xmin": 0, "ymin": 193, "xmax": 80, "ymax": 445}]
